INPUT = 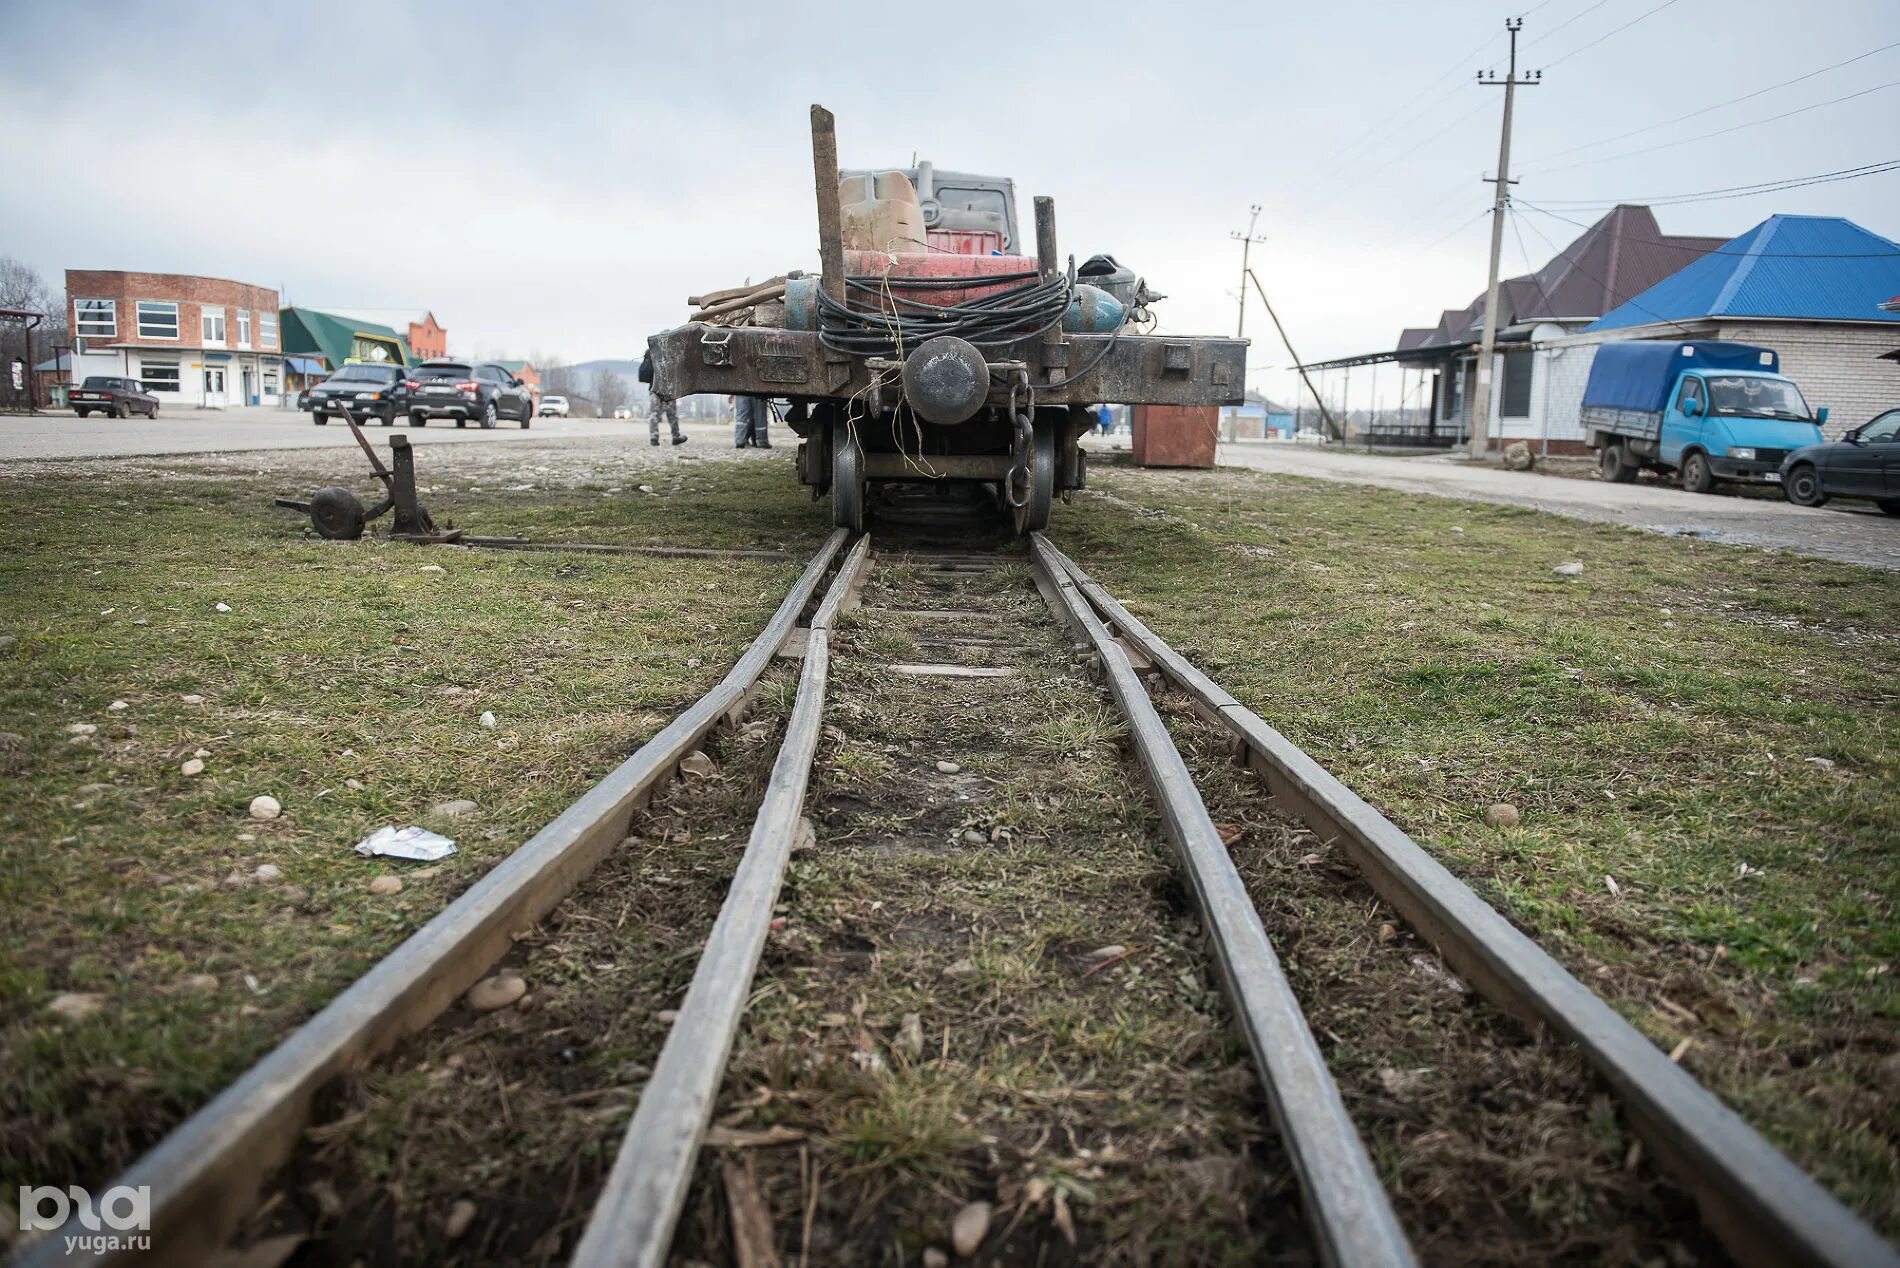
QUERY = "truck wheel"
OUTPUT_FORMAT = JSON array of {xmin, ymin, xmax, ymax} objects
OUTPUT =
[
  {"xmin": 1681, "ymin": 451, "xmax": 1715, "ymax": 494},
  {"xmin": 1784, "ymin": 463, "xmax": 1827, "ymax": 507},
  {"xmin": 1599, "ymin": 443, "xmax": 1637, "ymax": 484},
  {"xmin": 832, "ymin": 431, "xmax": 865, "ymax": 532}
]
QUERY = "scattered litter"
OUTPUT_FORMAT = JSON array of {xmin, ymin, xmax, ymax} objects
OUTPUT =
[
  {"xmin": 1805, "ymin": 756, "xmax": 1836, "ymax": 769},
  {"xmin": 1736, "ymin": 861, "xmax": 1763, "ymax": 879},
  {"xmin": 1551, "ymin": 562, "xmax": 1585, "ymax": 577},
  {"xmin": 899, "ymin": 1012, "xmax": 925, "ymax": 1057},
  {"xmin": 355, "ymin": 824, "xmax": 458, "ymax": 862},
  {"xmin": 1668, "ymin": 1037, "xmax": 1692, "ymax": 1064},
  {"xmin": 249, "ymin": 794, "xmax": 282, "ymax": 820},
  {"xmin": 215, "ymin": 602, "xmax": 233, "ymax": 613},
  {"xmin": 46, "ymin": 992, "xmax": 105, "ymax": 1022},
  {"xmin": 679, "ymin": 751, "xmax": 718, "ymax": 779},
  {"xmin": 419, "ymin": 564, "xmax": 447, "ymax": 574},
  {"xmin": 478, "ymin": 711, "xmax": 498, "ymax": 729},
  {"xmin": 687, "ymin": 657, "xmax": 703, "ymax": 668},
  {"xmin": 1604, "ymin": 875, "xmax": 1621, "ymax": 896}
]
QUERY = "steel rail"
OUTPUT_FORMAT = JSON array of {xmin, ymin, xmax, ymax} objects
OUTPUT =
[
  {"xmin": 570, "ymin": 533, "xmax": 874, "ymax": 1267},
  {"xmin": 1028, "ymin": 534, "xmax": 1417, "ymax": 1268},
  {"xmin": 1043, "ymin": 539, "xmax": 1899, "ymax": 1268},
  {"xmin": 20, "ymin": 529, "xmax": 851, "ymax": 1268}
]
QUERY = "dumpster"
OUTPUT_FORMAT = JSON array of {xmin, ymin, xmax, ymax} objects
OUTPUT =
[{"xmin": 1131, "ymin": 404, "xmax": 1218, "ymax": 468}]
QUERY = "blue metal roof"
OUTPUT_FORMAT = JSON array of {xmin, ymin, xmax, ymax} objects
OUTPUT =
[{"xmin": 1586, "ymin": 215, "xmax": 1900, "ymax": 331}]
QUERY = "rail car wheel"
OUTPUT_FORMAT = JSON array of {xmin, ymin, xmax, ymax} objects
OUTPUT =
[
  {"xmin": 832, "ymin": 430, "xmax": 865, "ymax": 532},
  {"xmin": 1010, "ymin": 423, "xmax": 1056, "ymax": 536}
]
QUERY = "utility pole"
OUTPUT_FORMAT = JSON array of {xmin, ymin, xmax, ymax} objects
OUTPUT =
[
  {"xmin": 1467, "ymin": 17, "xmax": 1540, "ymax": 460},
  {"xmin": 1230, "ymin": 206, "xmax": 1266, "ymax": 442}
]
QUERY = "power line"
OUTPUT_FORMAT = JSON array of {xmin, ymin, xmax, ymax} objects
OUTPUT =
[
  {"xmin": 1517, "ymin": 198, "xmax": 1900, "ymax": 258},
  {"xmin": 1521, "ymin": 79, "xmax": 1900, "ymax": 175},
  {"xmin": 1529, "ymin": 159, "xmax": 1900, "ymax": 209},
  {"xmin": 1305, "ymin": 28, "xmax": 1506, "ymax": 188},
  {"xmin": 1521, "ymin": 0, "xmax": 1612, "ymax": 49},
  {"xmin": 1528, "ymin": 39, "xmax": 1900, "ymax": 164},
  {"xmin": 1539, "ymin": 0, "xmax": 1683, "ymax": 69}
]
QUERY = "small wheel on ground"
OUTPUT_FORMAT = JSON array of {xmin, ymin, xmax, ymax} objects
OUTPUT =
[
  {"xmin": 1681, "ymin": 451, "xmax": 1715, "ymax": 494},
  {"xmin": 1599, "ymin": 443, "xmax": 1637, "ymax": 483},
  {"xmin": 481, "ymin": 402, "xmax": 498, "ymax": 429},
  {"xmin": 308, "ymin": 486, "xmax": 368, "ymax": 540},
  {"xmin": 1783, "ymin": 463, "xmax": 1827, "ymax": 507}
]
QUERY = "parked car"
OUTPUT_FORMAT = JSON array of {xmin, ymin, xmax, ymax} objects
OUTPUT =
[
  {"xmin": 69, "ymin": 376, "xmax": 158, "ymax": 419},
  {"xmin": 612, "ymin": 406, "xmax": 633, "ymax": 420},
  {"xmin": 1583, "ymin": 341, "xmax": 1825, "ymax": 492},
  {"xmin": 308, "ymin": 363, "xmax": 408, "ymax": 426},
  {"xmin": 405, "ymin": 360, "xmax": 534, "ymax": 428},
  {"xmin": 1780, "ymin": 408, "xmax": 1900, "ymax": 515},
  {"xmin": 538, "ymin": 394, "xmax": 570, "ymax": 418}
]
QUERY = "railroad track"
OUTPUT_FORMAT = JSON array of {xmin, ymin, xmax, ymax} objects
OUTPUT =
[{"xmin": 20, "ymin": 529, "xmax": 1895, "ymax": 1268}]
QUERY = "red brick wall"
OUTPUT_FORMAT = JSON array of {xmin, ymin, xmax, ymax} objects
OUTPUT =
[
  {"xmin": 407, "ymin": 314, "xmax": 446, "ymax": 360},
  {"xmin": 63, "ymin": 270, "xmax": 280, "ymax": 351}
]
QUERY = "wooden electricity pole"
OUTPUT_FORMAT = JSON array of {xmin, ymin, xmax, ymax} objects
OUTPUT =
[
  {"xmin": 1467, "ymin": 18, "xmax": 1540, "ymax": 459},
  {"xmin": 1230, "ymin": 206, "xmax": 1266, "ymax": 441}
]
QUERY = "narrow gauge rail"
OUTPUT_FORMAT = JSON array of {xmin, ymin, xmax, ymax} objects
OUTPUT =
[{"xmin": 22, "ymin": 535, "xmax": 1896, "ymax": 1268}]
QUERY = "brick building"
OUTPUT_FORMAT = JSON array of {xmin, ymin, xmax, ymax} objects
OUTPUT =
[
  {"xmin": 1545, "ymin": 215, "xmax": 1900, "ymax": 440},
  {"xmin": 408, "ymin": 311, "xmax": 447, "ymax": 361},
  {"xmin": 496, "ymin": 359, "xmax": 540, "ymax": 393},
  {"xmin": 66, "ymin": 270, "xmax": 284, "ymax": 408}
]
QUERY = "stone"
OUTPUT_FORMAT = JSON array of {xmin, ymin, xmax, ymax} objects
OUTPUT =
[
  {"xmin": 791, "ymin": 816, "xmax": 818, "ymax": 855},
  {"xmin": 66, "ymin": 722, "xmax": 98, "ymax": 737},
  {"xmin": 951, "ymin": 1201, "xmax": 993, "ymax": 1257},
  {"xmin": 465, "ymin": 973, "xmax": 527, "ymax": 1013},
  {"xmin": 215, "ymin": 602, "xmax": 233, "ymax": 613},
  {"xmin": 899, "ymin": 1012, "xmax": 925, "ymax": 1058},
  {"xmin": 1501, "ymin": 440, "xmax": 1534, "ymax": 471},
  {"xmin": 253, "ymin": 863, "xmax": 283, "ymax": 883},
  {"xmin": 420, "ymin": 564, "xmax": 447, "ymax": 574},
  {"xmin": 108, "ymin": 699, "xmax": 129, "ymax": 712},
  {"xmin": 1484, "ymin": 803, "xmax": 1521, "ymax": 829},
  {"xmin": 181, "ymin": 758, "xmax": 205, "ymax": 776},
  {"xmin": 184, "ymin": 973, "xmax": 220, "ymax": 993},
  {"xmin": 444, "ymin": 1199, "xmax": 478, "ymax": 1240},
  {"xmin": 1551, "ymin": 562, "xmax": 1585, "ymax": 577},
  {"xmin": 249, "ymin": 794, "xmax": 282, "ymax": 820},
  {"xmin": 936, "ymin": 760, "xmax": 962, "ymax": 774},
  {"xmin": 369, "ymin": 875, "xmax": 404, "ymax": 895},
  {"xmin": 47, "ymin": 992, "xmax": 105, "ymax": 1022},
  {"xmin": 960, "ymin": 828, "xmax": 988, "ymax": 846},
  {"xmin": 195, "ymin": 747, "xmax": 211, "ymax": 758},
  {"xmin": 75, "ymin": 783, "xmax": 112, "ymax": 798},
  {"xmin": 432, "ymin": 799, "xmax": 479, "ymax": 819},
  {"xmin": 479, "ymin": 711, "xmax": 498, "ymax": 729},
  {"xmin": 181, "ymin": 694, "xmax": 205, "ymax": 704},
  {"xmin": 1805, "ymin": 756, "xmax": 1836, "ymax": 769},
  {"xmin": 280, "ymin": 884, "xmax": 311, "ymax": 906},
  {"xmin": 679, "ymin": 751, "xmax": 717, "ymax": 779}
]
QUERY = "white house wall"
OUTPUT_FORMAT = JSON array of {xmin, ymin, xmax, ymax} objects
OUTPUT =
[{"xmin": 1713, "ymin": 323, "xmax": 1899, "ymax": 438}]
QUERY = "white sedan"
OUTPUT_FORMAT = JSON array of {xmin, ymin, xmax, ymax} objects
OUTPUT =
[
  {"xmin": 612, "ymin": 407, "xmax": 633, "ymax": 420},
  {"xmin": 538, "ymin": 394, "xmax": 570, "ymax": 418}
]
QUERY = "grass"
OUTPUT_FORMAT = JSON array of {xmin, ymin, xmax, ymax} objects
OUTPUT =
[
  {"xmin": 0, "ymin": 448, "xmax": 821, "ymax": 1223},
  {"xmin": 1056, "ymin": 463, "xmax": 1900, "ymax": 1233}
]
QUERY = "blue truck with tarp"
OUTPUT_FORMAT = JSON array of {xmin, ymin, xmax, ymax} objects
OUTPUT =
[{"xmin": 1582, "ymin": 340, "xmax": 1827, "ymax": 493}]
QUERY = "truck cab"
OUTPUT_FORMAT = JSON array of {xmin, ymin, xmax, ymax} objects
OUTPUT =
[
  {"xmin": 1582, "ymin": 341, "xmax": 1826, "ymax": 493},
  {"xmin": 1661, "ymin": 370, "xmax": 1824, "ymax": 489}
]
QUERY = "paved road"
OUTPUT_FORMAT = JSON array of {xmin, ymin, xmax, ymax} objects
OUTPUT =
[
  {"xmin": 1208, "ymin": 442, "xmax": 1900, "ymax": 571},
  {"xmin": 0, "ymin": 406, "xmax": 710, "ymax": 461}
]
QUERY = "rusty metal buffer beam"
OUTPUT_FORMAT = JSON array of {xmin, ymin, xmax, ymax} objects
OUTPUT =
[{"xmin": 649, "ymin": 323, "xmax": 1245, "ymax": 408}]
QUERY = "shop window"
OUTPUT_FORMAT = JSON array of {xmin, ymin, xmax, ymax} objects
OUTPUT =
[{"xmin": 141, "ymin": 362, "xmax": 181, "ymax": 393}]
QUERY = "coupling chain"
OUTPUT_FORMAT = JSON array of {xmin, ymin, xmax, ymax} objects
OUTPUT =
[{"xmin": 1004, "ymin": 370, "xmax": 1035, "ymax": 511}]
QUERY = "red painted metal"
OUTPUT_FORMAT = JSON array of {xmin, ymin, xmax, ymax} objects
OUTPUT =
[
  {"xmin": 844, "ymin": 248, "xmax": 1038, "ymax": 312},
  {"xmin": 926, "ymin": 229, "xmax": 1006, "ymax": 256}
]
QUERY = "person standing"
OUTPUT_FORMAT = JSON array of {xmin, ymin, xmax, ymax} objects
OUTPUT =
[
  {"xmin": 732, "ymin": 394, "xmax": 772, "ymax": 449},
  {"xmin": 1096, "ymin": 403, "xmax": 1114, "ymax": 435},
  {"xmin": 638, "ymin": 346, "xmax": 687, "ymax": 447}
]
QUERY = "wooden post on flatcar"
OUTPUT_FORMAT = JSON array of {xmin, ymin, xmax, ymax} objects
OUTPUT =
[
  {"xmin": 1035, "ymin": 196, "xmax": 1058, "ymax": 277},
  {"xmin": 811, "ymin": 105, "xmax": 845, "ymax": 305}
]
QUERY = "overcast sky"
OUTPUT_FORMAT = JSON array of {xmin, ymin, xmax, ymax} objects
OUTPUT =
[{"xmin": 4, "ymin": 0, "xmax": 1896, "ymax": 405}]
